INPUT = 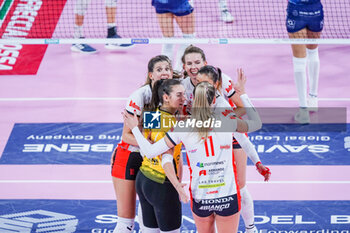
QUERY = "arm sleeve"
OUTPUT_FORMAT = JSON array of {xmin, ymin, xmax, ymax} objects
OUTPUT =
[
  {"xmin": 240, "ymin": 94, "xmax": 262, "ymax": 132},
  {"xmin": 233, "ymin": 132, "xmax": 260, "ymax": 165},
  {"xmin": 131, "ymin": 127, "xmax": 171, "ymax": 158},
  {"xmin": 161, "ymin": 153, "xmax": 174, "ymax": 167}
]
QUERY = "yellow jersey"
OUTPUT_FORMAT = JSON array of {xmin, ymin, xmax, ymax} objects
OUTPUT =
[{"xmin": 140, "ymin": 108, "xmax": 182, "ymax": 184}]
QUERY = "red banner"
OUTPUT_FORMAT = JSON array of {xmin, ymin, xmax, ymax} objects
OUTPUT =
[{"xmin": 0, "ymin": 0, "xmax": 66, "ymax": 75}]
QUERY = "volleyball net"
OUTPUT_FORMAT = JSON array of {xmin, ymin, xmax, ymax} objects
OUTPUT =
[{"xmin": 0, "ymin": 0, "xmax": 349, "ymax": 44}]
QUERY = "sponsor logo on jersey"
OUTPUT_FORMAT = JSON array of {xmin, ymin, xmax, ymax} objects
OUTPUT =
[
  {"xmin": 198, "ymin": 203, "xmax": 230, "ymax": 212},
  {"xmin": 221, "ymin": 109, "xmax": 234, "ymax": 117},
  {"xmin": 198, "ymin": 196, "xmax": 234, "ymax": 212},
  {"xmin": 225, "ymin": 80, "xmax": 233, "ymax": 93},
  {"xmin": 201, "ymin": 196, "xmax": 234, "ymax": 204},
  {"xmin": 220, "ymin": 144, "xmax": 230, "ymax": 150},
  {"xmin": 129, "ymin": 100, "xmax": 141, "ymax": 111},
  {"xmin": 189, "ymin": 149, "xmax": 198, "ymax": 153},
  {"xmin": 287, "ymin": 19, "xmax": 296, "ymax": 29},
  {"xmin": 206, "ymin": 190, "xmax": 219, "ymax": 195},
  {"xmin": 199, "ymin": 170, "xmax": 207, "ymax": 176},
  {"xmin": 197, "ymin": 161, "xmax": 225, "ymax": 168}
]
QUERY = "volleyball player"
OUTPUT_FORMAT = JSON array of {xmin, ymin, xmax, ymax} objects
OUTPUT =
[
  {"xmin": 197, "ymin": 66, "xmax": 270, "ymax": 233},
  {"xmin": 71, "ymin": 0, "xmax": 133, "ymax": 54},
  {"xmin": 135, "ymin": 79, "xmax": 186, "ymax": 233},
  {"xmin": 181, "ymin": 45, "xmax": 245, "ymax": 117},
  {"xmin": 286, "ymin": 0, "xmax": 324, "ymax": 123},
  {"xmin": 152, "ymin": 0, "xmax": 195, "ymax": 72},
  {"xmin": 111, "ymin": 55, "xmax": 173, "ymax": 233},
  {"xmin": 123, "ymin": 72, "xmax": 263, "ymax": 233},
  {"xmin": 218, "ymin": 0, "xmax": 234, "ymax": 23},
  {"xmin": 181, "ymin": 46, "xmax": 266, "ymax": 233}
]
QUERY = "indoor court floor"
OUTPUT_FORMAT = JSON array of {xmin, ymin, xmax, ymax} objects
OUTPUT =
[{"xmin": 0, "ymin": 0, "xmax": 349, "ymax": 232}]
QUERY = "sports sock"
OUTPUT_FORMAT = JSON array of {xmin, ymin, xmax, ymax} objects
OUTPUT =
[
  {"xmin": 174, "ymin": 33, "xmax": 195, "ymax": 72},
  {"xmin": 112, "ymin": 216, "xmax": 134, "ymax": 233},
  {"xmin": 74, "ymin": 25, "xmax": 83, "ymax": 39},
  {"xmin": 307, "ymin": 48, "xmax": 320, "ymax": 97},
  {"xmin": 293, "ymin": 56, "xmax": 308, "ymax": 108},
  {"xmin": 218, "ymin": 0, "xmax": 228, "ymax": 11},
  {"xmin": 161, "ymin": 39, "xmax": 175, "ymax": 64},
  {"xmin": 240, "ymin": 186, "xmax": 256, "ymax": 230}
]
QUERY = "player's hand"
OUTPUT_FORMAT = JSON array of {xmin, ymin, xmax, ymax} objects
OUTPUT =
[
  {"xmin": 234, "ymin": 68, "xmax": 247, "ymax": 95},
  {"xmin": 122, "ymin": 109, "xmax": 139, "ymax": 130},
  {"xmin": 256, "ymin": 161, "xmax": 271, "ymax": 182},
  {"xmin": 175, "ymin": 183, "xmax": 189, "ymax": 203}
]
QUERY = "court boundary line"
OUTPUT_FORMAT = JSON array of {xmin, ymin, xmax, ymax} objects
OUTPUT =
[
  {"xmin": 0, "ymin": 97, "xmax": 349, "ymax": 102},
  {"xmin": 1, "ymin": 180, "xmax": 349, "ymax": 184}
]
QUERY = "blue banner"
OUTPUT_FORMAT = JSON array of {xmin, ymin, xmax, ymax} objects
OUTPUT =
[
  {"xmin": 1, "ymin": 123, "xmax": 349, "ymax": 165},
  {"xmin": 247, "ymin": 124, "xmax": 350, "ymax": 165},
  {"xmin": 0, "ymin": 200, "xmax": 349, "ymax": 232},
  {"xmin": 0, "ymin": 123, "xmax": 123, "ymax": 164}
]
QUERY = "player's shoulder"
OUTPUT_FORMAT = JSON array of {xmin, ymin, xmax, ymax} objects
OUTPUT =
[
  {"xmin": 126, "ymin": 84, "xmax": 152, "ymax": 114},
  {"xmin": 221, "ymin": 72, "xmax": 232, "ymax": 82},
  {"xmin": 129, "ymin": 84, "xmax": 151, "ymax": 100},
  {"xmin": 181, "ymin": 76, "xmax": 192, "ymax": 86}
]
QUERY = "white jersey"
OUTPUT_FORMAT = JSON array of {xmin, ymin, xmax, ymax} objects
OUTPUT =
[
  {"xmin": 124, "ymin": 84, "xmax": 152, "ymax": 151},
  {"xmin": 181, "ymin": 76, "xmax": 196, "ymax": 109},
  {"xmin": 213, "ymin": 94, "xmax": 236, "ymax": 117},
  {"xmin": 182, "ymin": 73, "xmax": 235, "ymax": 112},
  {"xmin": 167, "ymin": 128, "xmax": 238, "ymax": 201},
  {"xmin": 213, "ymin": 94, "xmax": 261, "ymax": 165},
  {"xmin": 125, "ymin": 84, "xmax": 152, "ymax": 116}
]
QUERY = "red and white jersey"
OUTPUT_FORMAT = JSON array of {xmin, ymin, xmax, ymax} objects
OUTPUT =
[
  {"xmin": 125, "ymin": 84, "xmax": 152, "ymax": 116},
  {"xmin": 213, "ymin": 94, "xmax": 236, "ymax": 118},
  {"xmin": 181, "ymin": 76, "xmax": 195, "ymax": 109},
  {"xmin": 167, "ymin": 128, "xmax": 238, "ymax": 201},
  {"xmin": 182, "ymin": 73, "xmax": 235, "ymax": 111},
  {"xmin": 124, "ymin": 84, "xmax": 152, "ymax": 151},
  {"xmin": 220, "ymin": 73, "xmax": 235, "ymax": 101}
]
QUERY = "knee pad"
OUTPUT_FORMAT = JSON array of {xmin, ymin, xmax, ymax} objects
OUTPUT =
[
  {"xmin": 105, "ymin": 0, "xmax": 117, "ymax": 8},
  {"xmin": 74, "ymin": 0, "xmax": 91, "ymax": 15}
]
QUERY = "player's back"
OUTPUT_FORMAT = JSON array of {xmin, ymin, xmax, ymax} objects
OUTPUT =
[{"xmin": 180, "ymin": 130, "xmax": 238, "ymax": 200}]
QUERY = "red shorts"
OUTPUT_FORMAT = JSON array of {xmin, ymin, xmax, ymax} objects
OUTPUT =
[{"xmin": 111, "ymin": 141, "xmax": 143, "ymax": 180}]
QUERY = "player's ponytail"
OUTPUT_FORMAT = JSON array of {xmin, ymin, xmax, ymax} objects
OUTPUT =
[
  {"xmin": 147, "ymin": 79, "xmax": 181, "ymax": 112},
  {"xmin": 191, "ymin": 82, "xmax": 215, "ymax": 140}
]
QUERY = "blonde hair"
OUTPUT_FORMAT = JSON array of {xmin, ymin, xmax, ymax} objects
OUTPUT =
[{"xmin": 191, "ymin": 82, "xmax": 216, "ymax": 140}]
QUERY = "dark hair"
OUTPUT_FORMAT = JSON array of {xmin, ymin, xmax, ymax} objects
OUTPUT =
[
  {"xmin": 197, "ymin": 65, "xmax": 223, "ymax": 94},
  {"xmin": 144, "ymin": 55, "xmax": 172, "ymax": 85},
  {"xmin": 147, "ymin": 79, "xmax": 182, "ymax": 111},
  {"xmin": 181, "ymin": 45, "xmax": 207, "ymax": 64},
  {"xmin": 181, "ymin": 45, "xmax": 207, "ymax": 77}
]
